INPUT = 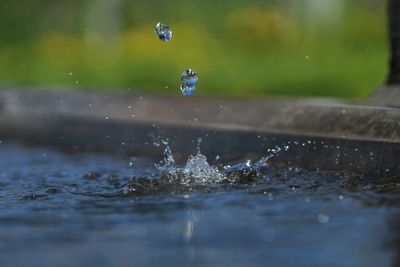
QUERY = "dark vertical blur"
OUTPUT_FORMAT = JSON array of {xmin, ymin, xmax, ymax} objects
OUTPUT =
[{"xmin": 388, "ymin": 0, "xmax": 400, "ymax": 84}]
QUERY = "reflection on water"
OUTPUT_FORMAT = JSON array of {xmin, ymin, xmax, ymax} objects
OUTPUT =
[{"xmin": 0, "ymin": 142, "xmax": 399, "ymax": 267}]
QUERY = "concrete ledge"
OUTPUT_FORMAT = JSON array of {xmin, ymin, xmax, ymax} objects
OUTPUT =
[
  {"xmin": 370, "ymin": 85, "xmax": 400, "ymax": 108},
  {"xmin": 0, "ymin": 88, "xmax": 400, "ymax": 177},
  {"xmin": 1, "ymin": 89, "xmax": 400, "ymax": 143}
]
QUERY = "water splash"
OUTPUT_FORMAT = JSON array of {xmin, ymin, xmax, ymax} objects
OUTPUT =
[
  {"xmin": 155, "ymin": 139, "xmax": 288, "ymax": 187},
  {"xmin": 181, "ymin": 153, "xmax": 225, "ymax": 185},
  {"xmin": 156, "ymin": 139, "xmax": 225, "ymax": 186}
]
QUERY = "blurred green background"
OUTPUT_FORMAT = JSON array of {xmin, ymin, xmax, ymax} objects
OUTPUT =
[{"xmin": 0, "ymin": 0, "xmax": 388, "ymax": 97}]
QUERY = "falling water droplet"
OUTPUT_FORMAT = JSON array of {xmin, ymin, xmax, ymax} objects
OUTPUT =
[
  {"xmin": 180, "ymin": 84, "xmax": 196, "ymax": 96},
  {"xmin": 180, "ymin": 68, "xmax": 198, "ymax": 96},
  {"xmin": 181, "ymin": 68, "xmax": 199, "ymax": 86},
  {"xmin": 155, "ymin": 22, "xmax": 172, "ymax": 42}
]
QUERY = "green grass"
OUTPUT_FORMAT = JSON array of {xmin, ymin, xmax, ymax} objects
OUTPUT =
[{"xmin": 0, "ymin": 1, "xmax": 388, "ymax": 98}]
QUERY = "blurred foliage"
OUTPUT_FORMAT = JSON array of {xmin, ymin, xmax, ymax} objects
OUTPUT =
[{"xmin": 0, "ymin": 0, "xmax": 388, "ymax": 97}]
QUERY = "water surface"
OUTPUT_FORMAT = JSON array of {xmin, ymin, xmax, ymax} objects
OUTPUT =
[{"xmin": 0, "ymin": 143, "xmax": 398, "ymax": 267}]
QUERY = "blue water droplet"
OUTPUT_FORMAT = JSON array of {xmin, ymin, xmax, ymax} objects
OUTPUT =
[
  {"xmin": 180, "ymin": 84, "xmax": 196, "ymax": 96},
  {"xmin": 155, "ymin": 22, "xmax": 172, "ymax": 42},
  {"xmin": 181, "ymin": 68, "xmax": 199, "ymax": 86},
  {"xmin": 180, "ymin": 68, "xmax": 198, "ymax": 96}
]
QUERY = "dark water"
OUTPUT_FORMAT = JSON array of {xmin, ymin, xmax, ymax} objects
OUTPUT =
[{"xmin": 0, "ymin": 143, "xmax": 399, "ymax": 267}]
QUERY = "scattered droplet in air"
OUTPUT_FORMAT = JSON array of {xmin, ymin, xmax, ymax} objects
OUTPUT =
[
  {"xmin": 180, "ymin": 68, "xmax": 198, "ymax": 96},
  {"xmin": 180, "ymin": 84, "xmax": 196, "ymax": 96},
  {"xmin": 155, "ymin": 22, "xmax": 172, "ymax": 42},
  {"xmin": 181, "ymin": 68, "xmax": 199, "ymax": 86}
]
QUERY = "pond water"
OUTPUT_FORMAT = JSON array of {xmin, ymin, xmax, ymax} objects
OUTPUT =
[{"xmin": 0, "ymin": 142, "xmax": 399, "ymax": 267}]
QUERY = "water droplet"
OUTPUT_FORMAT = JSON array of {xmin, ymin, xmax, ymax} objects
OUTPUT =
[
  {"xmin": 123, "ymin": 185, "xmax": 137, "ymax": 195},
  {"xmin": 105, "ymin": 116, "xmax": 111, "ymax": 120},
  {"xmin": 68, "ymin": 72, "xmax": 73, "ymax": 76},
  {"xmin": 181, "ymin": 68, "xmax": 199, "ymax": 86},
  {"xmin": 180, "ymin": 84, "xmax": 196, "ymax": 96},
  {"xmin": 180, "ymin": 68, "xmax": 198, "ymax": 96},
  {"xmin": 161, "ymin": 139, "xmax": 169, "ymax": 146},
  {"xmin": 155, "ymin": 22, "xmax": 172, "ymax": 42},
  {"xmin": 245, "ymin": 159, "xmax": 252, "ymax": 167},
  {"xmin": 153, "ymin": 142, "xmax": 160, "ymax": 147},
  {"xmin": 318, "ymin": 213, "xmax": 330, "ymax": 223}
]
